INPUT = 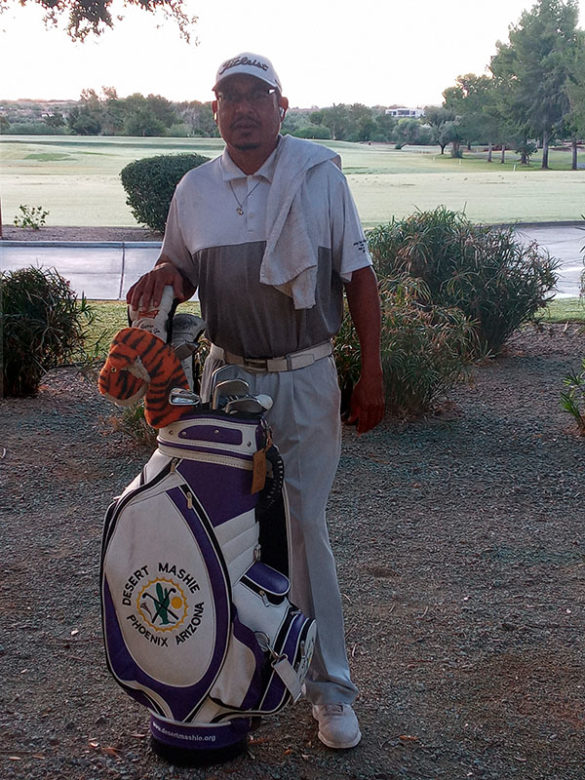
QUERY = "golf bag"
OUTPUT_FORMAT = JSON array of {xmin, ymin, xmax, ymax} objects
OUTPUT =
[{"xmin": 100, "ymin": 401, "xmax": 316, "ymax": 760}]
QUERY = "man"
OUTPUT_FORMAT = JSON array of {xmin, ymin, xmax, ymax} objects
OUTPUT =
[{"xmin": 127, "ymin": 52, "xmax": 385, "ymax": 749}]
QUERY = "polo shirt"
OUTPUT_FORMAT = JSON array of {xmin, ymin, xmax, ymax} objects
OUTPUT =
[{"xmin": 161, "ymin": 140, "xmax": 371, "ymax": 358}]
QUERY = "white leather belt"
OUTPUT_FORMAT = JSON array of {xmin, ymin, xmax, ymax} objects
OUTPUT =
[{"xmin": 209, "ymin": 341, "xmax": 333, "ymax": 372}]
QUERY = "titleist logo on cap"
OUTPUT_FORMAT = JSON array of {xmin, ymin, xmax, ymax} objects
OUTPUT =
[
  {"xmin": 218, "ymin": 55, "xmax": 269, "ymax": 76},
  {"xmin": 212, "ymin": 52, "xmax": 281, "ymax": 92}
]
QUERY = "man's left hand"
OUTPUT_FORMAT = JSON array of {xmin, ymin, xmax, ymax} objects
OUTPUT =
[{"xmin": 346, "ymin": 372, "xmax": 385, "ymax": 434}]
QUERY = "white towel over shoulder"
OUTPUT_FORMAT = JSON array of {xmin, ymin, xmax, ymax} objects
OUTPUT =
[{"xmin": 260, "ymin": 135, "xmax": 341, "ymax": 310}]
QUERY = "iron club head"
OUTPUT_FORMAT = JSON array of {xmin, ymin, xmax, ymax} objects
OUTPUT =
[
  {"xmin": 211, "ymin": 378, "xmax": 250, "ymax": 409},
  {"xmin": 169, "ymin": 387, "xmax": 201, "ymax": 406},
  {"xmin": 224, "ymin": 396, "xmax": 266, "ymax": 415}
]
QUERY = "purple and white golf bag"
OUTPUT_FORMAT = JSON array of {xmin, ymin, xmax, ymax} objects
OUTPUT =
[{"xmin": 101, "ymin": 394, "xmax": 316, "ymax": 760}]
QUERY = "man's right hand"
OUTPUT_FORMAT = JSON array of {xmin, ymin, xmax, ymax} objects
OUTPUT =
[{"xmin": 126, "ymin": 261, "xmax": 193, "ymax": 309}]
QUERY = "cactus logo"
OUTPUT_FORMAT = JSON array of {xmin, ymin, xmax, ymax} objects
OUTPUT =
[{"xmin": 137, "ymin": 579, "xmax": 188, "ymax": 632}]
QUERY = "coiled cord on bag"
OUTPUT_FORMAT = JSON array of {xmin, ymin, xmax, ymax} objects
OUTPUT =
[{"xmin": 260, "ymin": 445, "xmax": 285, "ymax": 510}]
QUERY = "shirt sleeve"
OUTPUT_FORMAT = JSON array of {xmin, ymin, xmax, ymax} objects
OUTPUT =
[
  {"xmin": 330, "ymin": 169, "xmax": 372, "ymax": 282},
  {"xmin": 159, "ymin": 182, "xmax": 199, "ymax": 290}
]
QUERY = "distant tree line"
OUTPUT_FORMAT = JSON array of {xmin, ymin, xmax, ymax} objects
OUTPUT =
[
  {"xmin": 2, "ymin": 0, "xmax": 584, "ymax": 165},
  {"xmin": 1, "ymin": 88, "xmax": 220, "ymax": 138}
]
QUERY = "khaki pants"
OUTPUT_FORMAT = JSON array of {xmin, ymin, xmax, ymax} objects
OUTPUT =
[{"xmin": 201, "ymin": 354, "xmax": 357, "ymax": 705}]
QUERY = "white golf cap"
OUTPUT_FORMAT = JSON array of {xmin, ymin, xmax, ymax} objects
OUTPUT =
[{"xmin": 213, "ymin": 52, "xmax": 282, "ymax": 92}]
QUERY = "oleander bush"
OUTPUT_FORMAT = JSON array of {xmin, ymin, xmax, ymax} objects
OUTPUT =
[
  {"xmin": 1, "ymin": 267, "xmax": 94, "ymax": 397},
  {"xmin": 367, "ymin": 207, "xmax": 559, "ymax": 355},
  {"xmin": 120, "ymin": 153, "xmax": 210, "ymax": 233},
  {"xmin": 335, "ymin": 274, "xmax": 476, "ymax": 418}
]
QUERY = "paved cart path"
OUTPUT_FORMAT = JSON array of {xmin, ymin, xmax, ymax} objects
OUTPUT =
[{"xmin": 1, "ymin": 223, "xmax": 582, "ymax": 300}]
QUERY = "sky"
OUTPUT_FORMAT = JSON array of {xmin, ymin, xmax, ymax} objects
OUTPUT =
[{"xmin": 0, "ymin": 0, "xmax": 584, "ymax": 108}]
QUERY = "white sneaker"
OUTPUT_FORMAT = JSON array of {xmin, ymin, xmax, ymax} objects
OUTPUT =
[{"xmin": 311, "ymin": 703, "xmax": 362, "ymax": 749}]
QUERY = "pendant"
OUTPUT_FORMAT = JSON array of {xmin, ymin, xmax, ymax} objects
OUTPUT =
[{"xmin": 236, "ymin": 206, "xmax": 244, "ymax": 216}]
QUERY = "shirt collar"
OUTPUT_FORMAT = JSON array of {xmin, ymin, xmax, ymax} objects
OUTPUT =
[{"xmin": 220, "ymin": 136, "xmax": 281, "ymax": 183}]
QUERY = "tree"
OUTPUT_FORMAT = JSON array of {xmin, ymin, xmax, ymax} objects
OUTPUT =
[
  {"xmin": 101, "ymin": 86, "xmax": 125, "ymax": 135},
  {"xmin": 564, "ymin": 34, "xmax": 585, "ymax": 168},
  {"xmin": 145, "ymin": 94, "xmax": 177, "ymax": 128},
  {"xmin": 346, "ymin": 103, "xmax": 375, "ymax": 141},
  {"xmin": 177, "ymin": 101, "xmax": 218, "ymax": 137},
  {"xmin": 122, "ymin": 93, "xmax": 177, "ymax": 136},
  {"xmin": 44, "ymin": 111, "xmax": 65, "ymax": 128},
  {"xmin": 309, "ymin": 103, "xmax": 391, "ymax": 143},
  {"xmin": 372, "ymin": 112, "xmax": 395, "ymax": 142},
  {"xmin": 0, "ymin": 0, "xmax": 198, "ymax": 42},
  {"xmin": 317, "ymin": 104, "xmax": 350, "ymax": 140},
  {"xmin": 123, "ymin": 109, "xmax": 165, "ymax": 137},
  {"xmin": 440, "ymin": 120, "xmax": 465, "ymax": 158},
  {"xmin": 490, "ymin": 0, "xmax": 581, "ymax": 169},
  {"xmin": 393, "ymin": 118, "xmax": 423, "ymax": 148},
  {"xmin": 443, "ymin": 74, "xmax": 500, "ymax": 151},
  {"xmin": 424, "ymin": 106, "xmax": 455, "ymax": 153},
  {"xmin": 67, "ymin": 87, "xmax": 104, "ymax": 134},
  {"xmin": 68, "ymin": 105, "xmax": 102, "ymax": 134}
]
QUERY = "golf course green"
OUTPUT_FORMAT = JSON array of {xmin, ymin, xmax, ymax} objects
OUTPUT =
[{"xmin": 1, "ymin": 136, "xmax": 584, "ymax": 228}]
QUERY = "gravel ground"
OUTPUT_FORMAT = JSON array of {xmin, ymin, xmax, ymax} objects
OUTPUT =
[{"xmin": 2, "ymin": 321, "xmax": 585, "ymax": 780}]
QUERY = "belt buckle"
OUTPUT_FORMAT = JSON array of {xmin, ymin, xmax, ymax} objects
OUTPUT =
[
  {"xmin": 243, "ymin": 357, "xmax": 268, "ymax": 370},
  {"xmin": 266, "ymin": 356, "xmax": 285, "ymax": 372}
]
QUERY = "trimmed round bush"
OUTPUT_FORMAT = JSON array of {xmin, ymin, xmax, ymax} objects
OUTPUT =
[
  {"xmin": 121, "ymin": 153, "xmax": 210, "ymax": 233},
  {"xmin": 367, "ymin": 207, "xmax": 559, "ymax": 355},
  {"xmin": 1, "ymin": 267, "xmax": 94, "ymax": 397}
]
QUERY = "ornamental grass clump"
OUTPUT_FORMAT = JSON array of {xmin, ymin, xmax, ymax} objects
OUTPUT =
[
  {"xmin": 1, "ymin": 267, "xmax": 94, "ymax": 397},
  {"xmin": 560, "ymin": 358, "xmax": 585, "ymax": 434},
  {"xmin": 121, "ymin": 153, "xmax": 210, "ymax": 233},
  {"xmin": 367, "ymin": 207, "xmax": 558, "ymax": 356},
  {"xmin": 104, "ymin": 404, "xmax": 159, "ymax": 449},
  {"xmin": 335, "ymin": 274, "xmax": 476, "ymax": 418}
]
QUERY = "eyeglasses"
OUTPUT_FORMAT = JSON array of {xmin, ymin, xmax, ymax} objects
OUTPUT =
[{"xmin": 216, "ymin": 87, "xmax": 277, "ymax": 106}]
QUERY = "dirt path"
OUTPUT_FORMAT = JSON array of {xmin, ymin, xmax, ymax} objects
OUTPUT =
[{"xmin": 2, "ymin": 324, "xmax": 585, "ymax": 780}]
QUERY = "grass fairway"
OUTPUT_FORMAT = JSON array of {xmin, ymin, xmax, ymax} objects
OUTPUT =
[
  {"xmin": 86, "ymin": 300, "xmax": 203, "ymax": 357},
  {"xmin": 2, "ymin": 136, "xmax": 585, "ymax": 228},
  {"xmin": 1, "ymin": 137, "xmax": 225, "ymax": 227},
  {"xmin": 540, "ymin": 297, "xmax": 585, "ymax": 323}
]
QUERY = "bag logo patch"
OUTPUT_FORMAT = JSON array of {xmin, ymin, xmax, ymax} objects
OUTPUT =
[
  {"xmin": 138, "ymin": 579, "xmax": 188, "ymax": 630},
  {"xmin": 120, "ymin": 563, "xmax": 208, "ymax": 648}
]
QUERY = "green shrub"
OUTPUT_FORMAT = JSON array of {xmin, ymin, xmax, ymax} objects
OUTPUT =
[
  {"xmin": 120, "ymin": 153, "xmax": 210, "ymax": 233},
  {"xmin": 367, "ymin": 207, "xmax": 559, "ymax": 355},
  {"xmin": 4, "ymin": 122, "xmax": 67, "ymax": 135},
  {"xmin": 13, "ymin": 204, "xmax": 49, "ymax": 230},
  {"xmin": 335, "ymin": 274, "xmax": 476, "ymax": 418},
  {"xmin": 1, "ymin": 267, "xmax": 94, "ymax": 397},
  {"xmin": 291, "ymin": 124, "xmax": 332, "ymax": 139}
]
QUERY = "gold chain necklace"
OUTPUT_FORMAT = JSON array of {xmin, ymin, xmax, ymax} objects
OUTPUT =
[{"xmin": 229, "ymin": 180, "xmax": 262, "ymax": 216}]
